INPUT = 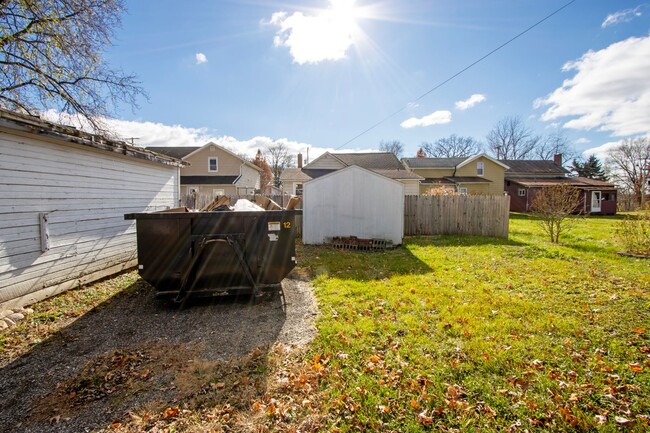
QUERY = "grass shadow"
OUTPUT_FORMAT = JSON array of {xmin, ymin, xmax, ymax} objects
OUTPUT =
[
  {"xmin": 406, "ymin": 234, "xmax": 527, "ymax": 248},
  {"xmin": 299, "ymin": 242, "xmax": 433, "ymax": 282},
  {"xmin": 0, "ymin": 279, "xmax": 286, "ymax": 433}
]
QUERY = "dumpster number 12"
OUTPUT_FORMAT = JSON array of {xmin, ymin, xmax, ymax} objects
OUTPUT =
[{"xmin": 283, "ymin": 221, "xmax": 291, "ymax": 229}]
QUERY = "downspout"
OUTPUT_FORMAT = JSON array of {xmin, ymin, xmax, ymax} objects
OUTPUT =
[{"xmin": 177, "ymin": 165, "xmax": 181, "ymax": 207}]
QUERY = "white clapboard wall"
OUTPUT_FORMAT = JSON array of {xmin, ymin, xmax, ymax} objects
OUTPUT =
[
  {"xmin": 0, "ymin": 131, "xmax": 179, "ymax": 310},
  {"xmin": 303, "ymin": 165, "xmax": 404, "ymax": 245}
]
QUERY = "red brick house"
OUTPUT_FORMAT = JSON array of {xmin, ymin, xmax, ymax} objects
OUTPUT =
[{"xmin": 503, "ymin": 156, "xmax": 617, "ymax": 215}]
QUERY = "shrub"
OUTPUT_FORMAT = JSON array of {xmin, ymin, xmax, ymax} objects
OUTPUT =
[{"xmin": 616, "ymin": 212, "xmax": 650, "ymax": 255}]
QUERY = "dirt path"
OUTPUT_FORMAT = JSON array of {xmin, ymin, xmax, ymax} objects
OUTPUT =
[{"xmin": 0, "ymin": 274, "xmax": 318, "ymax": 433}]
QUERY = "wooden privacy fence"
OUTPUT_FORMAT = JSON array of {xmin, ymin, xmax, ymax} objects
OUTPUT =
[{"xmin": 404, "ymin": 195, "xmax": 510, "ymax": 238}]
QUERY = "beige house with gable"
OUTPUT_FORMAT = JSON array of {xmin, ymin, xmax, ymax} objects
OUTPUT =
[
  {"xmin": 148, "ymin": 142, "xmax": 262, "ymax": 197},
  {"xmin": 402, "ymin": 154, "xmax": 509, "ymax": 195}
]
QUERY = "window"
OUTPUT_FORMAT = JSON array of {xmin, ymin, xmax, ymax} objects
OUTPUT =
[
  {"xmin": 187, "ymin": 187, "xmax": 198, "ymax": 196},
  {"xmin": 208, "ymin": 157, "xmax": 218, "ymax": 172},
  {"xmin": 459, "ymin": 187, "xmax": 468, "ymax": 195},
  {"xmin": 477, "ymin": 161, "xmax": 484, "ymax": 176},
  {"xmin": 295, "ymin": 183, "xmax": 303, "ymax": 196},
  {"xmin": 518, "ymin": 188, "xmax": 526, "ymax": 197},
  {"xmin": 213, "ymin": 188, "xmax": 224, "ymax": 197}
]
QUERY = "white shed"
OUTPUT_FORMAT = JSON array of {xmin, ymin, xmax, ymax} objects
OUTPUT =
[
  {"xmin": 303, "ymin": 165, "xmax": 404, "ymax": 245},
  {"xmin": 0, "ymin": 109, "xmax": 184, "ymax": 310}
]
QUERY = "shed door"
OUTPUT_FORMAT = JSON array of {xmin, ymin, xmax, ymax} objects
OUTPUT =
[{"xmin": 591, "ymin": 191, "xmax": 601, "ymax": 213}]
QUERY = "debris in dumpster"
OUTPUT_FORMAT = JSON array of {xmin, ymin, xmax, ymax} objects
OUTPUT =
[
  {"xmin": 254, "ymin": 195, "xmax": 282, "ymax": 210},
  {"xmin": 201, "ymin": 196, "xmax": 231, "ymax": 212},
  {"xmin": 233, "ymin": 199, "xmax": 264, "ymax": 212},
  {"xmin": 284, "ymin": 195, "xmax": 301, "ymax": 210},
  {"xmin": 331, "ymin": 236, "xmax": 393, "ymax": 251}
]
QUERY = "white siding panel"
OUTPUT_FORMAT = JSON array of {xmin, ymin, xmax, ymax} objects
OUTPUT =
[
  {"xmin": 235, "ymin": 164, "xmax": 261, "ymax": 190},
  {"xmin": 402, "ymin": 180, "xmax": 420, "ymax": 196},
  {"xmin": 0, "ymin": 132, "xmax": 179, "ymax": 309},
  {"xmin": 303, "ymin": 166, "xmax": 404, "ymax": 245}
]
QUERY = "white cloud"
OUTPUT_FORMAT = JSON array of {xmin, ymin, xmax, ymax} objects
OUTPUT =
[
  {"xmin": 400, "ymin": 110, "xmax": 452, "ymax": 129},
  {"xmin": 455, "ymin": 94, "xmax": 486, "ymax": 110},
  {"xmin": 39, "ymin": 110, "xmax": 376, "ymax": 162},
  {"xmin": 535, "ymin": 36, "xmax": 650, "ymax": 137},
  {"xmin": 267, "ymin": 1, "xmax": 361, "ymax": 64},
  {"xmin": 574, "ymin": 137, "xmax": 591, "ymax": 144},
  {"xmin": 601, "ymin": 5, "xmax": 645, "ymax": 28},
  {"xmin": 195, "ymin": 53, "xmax": 208, "ymax": 64}
]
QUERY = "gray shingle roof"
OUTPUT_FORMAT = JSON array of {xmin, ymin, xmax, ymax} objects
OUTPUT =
[
  {"xmin": 280, "ymin": 168, "xmax": 312, "ymax": 181},
  {"xmin": 402, "ymin": 157, "xmax": 468, "ymax": 168},
  {"xmin": 330, "ymin": 152, "xmax": 404, "ymax": 170},
  {"xmin": 180, "ymin": 175, "xmax": 239, "ymax": 185},
  {"xmin": 146, "ymin": 146, "xmax": 199, "ymax": 159},
  {"xmin": 502, "ymin": 160, "xmax": 569, "ymax": 175}
]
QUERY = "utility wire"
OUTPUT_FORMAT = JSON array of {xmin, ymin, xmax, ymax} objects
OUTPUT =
[{"xmin": 335, "ymin": 0, "xmax": 577, "ymax": 150}]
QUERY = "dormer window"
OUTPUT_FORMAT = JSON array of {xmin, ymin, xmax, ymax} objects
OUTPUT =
[
  {"xmin": 477, "ymin": 161, "xmax": 484, "ymax": 176},
  {"xmin": 208, "ymin": 157, "xmax": 218, "ymax": 172}
]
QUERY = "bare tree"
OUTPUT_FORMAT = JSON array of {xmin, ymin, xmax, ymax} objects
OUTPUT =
[
  {"xmin": 379, "ymin": 140, "xmax": 404, "ymax": 158},
  {"xmin": 534, "ymin": 130, "xmax": 575, "ymax": 162},
  {"xmin": 606, "ymin": 137, "xmax": 650, "ymax": 208},
  {"xmin": 0, "ymin": 0, "xmax": 145, "ymax": 131},
  {"xmin": 531, "ymin": 184, "xmax": 582, "ymax": 243},
  {"xmin": 486, "ymin": 116, "xmax": 541, "ymax": 160},
  {"xmin": 265, "ymin": 142, "xmax": 294, "ymax": 187},
  {"xmin": 421, "ymin": 134, "xmax": 483, "ymax": 158}
]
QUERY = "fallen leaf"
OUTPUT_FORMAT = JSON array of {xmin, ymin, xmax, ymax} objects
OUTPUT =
[
  {"xmin": 615, "ymin": 416, "xmax": 633, "ymax": 425},
  {"xmin": 594, "ymin": 415, "xmax": 607, "ymax": 425},
  {"xmin": 632, "ymin": 328, "xmax": 646, "ymax": 334},
  {"xmin": 629, "ymin": 363, "xmax": 643, "ymax": 373}
]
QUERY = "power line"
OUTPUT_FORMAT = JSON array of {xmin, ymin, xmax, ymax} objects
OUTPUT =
[{"xmin": 335, "ymin": 0, "xmax": 577, "ymax": 150}]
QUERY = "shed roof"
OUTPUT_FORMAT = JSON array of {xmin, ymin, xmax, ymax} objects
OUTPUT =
[
  {"xmin": 280, "ymin": 167, "xmax": 312, "ymax": 182},
  {"xmin": 0, "ymin": 109, "xmax": 185, "ymax": 167}
]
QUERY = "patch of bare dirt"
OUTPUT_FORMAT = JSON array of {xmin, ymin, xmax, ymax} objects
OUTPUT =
[{"xmin": 0, "ymin": 272, "xmax": 318, "ymax": 433}]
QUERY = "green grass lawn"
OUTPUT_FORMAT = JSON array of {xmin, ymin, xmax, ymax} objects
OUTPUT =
[{"xmin": 295, "ymin": 213, "xmax": 650, "ymax": 432}]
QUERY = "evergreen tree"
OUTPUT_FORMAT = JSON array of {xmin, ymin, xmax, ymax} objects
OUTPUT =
[{"xmin": 571, "ymin": 155, "xmax": 608, "ymax": 181}]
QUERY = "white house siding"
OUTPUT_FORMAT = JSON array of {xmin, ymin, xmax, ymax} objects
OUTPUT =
[
  {"xmin": 236, "ymin": 163, "xmax": 261, "ymax": 192},
  {"xmin": 0, "ymin": 132, "xmax": 179, "ymax": 310},
  {"xmin": 303, "ymin": 166, "xmax": 404, "ymax": 245}
]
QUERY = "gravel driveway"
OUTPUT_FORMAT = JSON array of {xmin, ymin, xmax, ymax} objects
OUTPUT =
[{"xmin": 0, "ymin": 273, "xmax": 318, "ymax": 432}]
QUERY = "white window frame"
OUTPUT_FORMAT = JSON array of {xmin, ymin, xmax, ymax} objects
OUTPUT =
[
  {"xmin": 295, "ymin": 183, "xmax": 303, "ymax": 196},
  {"xmin": 187, "ymin": 187, "xmax": 198, "ymax": 195},
  {"xmin": 518, "ymin": 188, "xmax": 526, "ymax": 197},
  {"xmin": 212, "ymin": 188, "xmax": 224, "ymax": 197},
  {"xmin": 208, "ymin": 157, "xmax": 218, "ymax": 172},
  {"xmin": 477, "ymin": 161, "xmax": 484, "ymax": 176},
  {"xmin": 459, "ymin": 187, "xmax": 468, "ymax": 195}
]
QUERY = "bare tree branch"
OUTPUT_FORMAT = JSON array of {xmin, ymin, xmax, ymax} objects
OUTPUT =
[
  {"xmin": 0, "ymin": 0, "xmax": 146, "ymax": 132},
  {"xmin": 421, "ymin": 134, "xmax": 483, "ymax": 158}
]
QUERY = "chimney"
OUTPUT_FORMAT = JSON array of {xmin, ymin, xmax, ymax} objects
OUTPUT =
[
  {"xmin": 553, "ymin": 153, "xmax": 562, "ymax": 166},
  {"xmin": 297, "ymin": 153, "xmax": 303, "ymax": 169}
]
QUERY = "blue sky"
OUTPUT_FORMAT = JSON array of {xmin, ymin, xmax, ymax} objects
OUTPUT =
[{"xmin": 101, "ymin": 0, "xmax": 650, "ymax": 161}]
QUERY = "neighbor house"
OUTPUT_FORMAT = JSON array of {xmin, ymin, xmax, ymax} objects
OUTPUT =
[
  {"xmin": 503, "ymin": 155, "xmax": 617, "ymax": 214},
  {"xmin": 401, "ymin": 154, "xmax": 509, "ymax": 195},
  {"xmin": 0, "ymin": 108, "xmax": 184, "ymax": 311},
  {"xmin": 281, "ymin": 151, "xmax": 423, "ymax": 196},
  {"xmin": 147, "ymin": 142, "xmax": 262, "ymax": 198}
]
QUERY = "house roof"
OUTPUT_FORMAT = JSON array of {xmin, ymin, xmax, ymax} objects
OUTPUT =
[
  {"xmin": 402, "ymin": 153, "xmax": 510, "ymax": 170},
  {"xmin": 402, "ymin": 157, "xmax": 467, "ymax": 168},
  {"xmin": 146, "ymin": 146, "xmax": 199, "ymax": 159},
  {"xmin": 280, "ymin": 168, "xmax": 312, "ymax": 182},
  {"xmin": 0, "ymin": 108, "xmax": 185, "ymax": 167},
  {"xmin": 502, "ymin": 159, "xmax": 569, "ymax": 176},
  {"xmin": 511, "ymin": 176, "xmax": 616, "ymax": 190},
  {"xmin": 180, "ymin": 175, "xmax": 240, "ymax": 185},
  {"xmin": 372, "ymin": 169, "xmax": 423, "ymax": 180},
  {"xmin": 328, "ymin": 152, "xmax": 405, "ymax": 170},
  {"xmin": 445, "ymin": 176, "xmax": 492, "ymax": 184}
]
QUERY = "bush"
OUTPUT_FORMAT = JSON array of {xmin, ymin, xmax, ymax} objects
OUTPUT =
[{"xmin": 616, "ymin": 212, "xmax": 650, "ymax": 255}]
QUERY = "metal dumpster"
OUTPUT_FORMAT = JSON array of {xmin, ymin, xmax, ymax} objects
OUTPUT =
[{"xmin": 124, "ymin": 208, "xmax": 301, "ymax": 301}]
